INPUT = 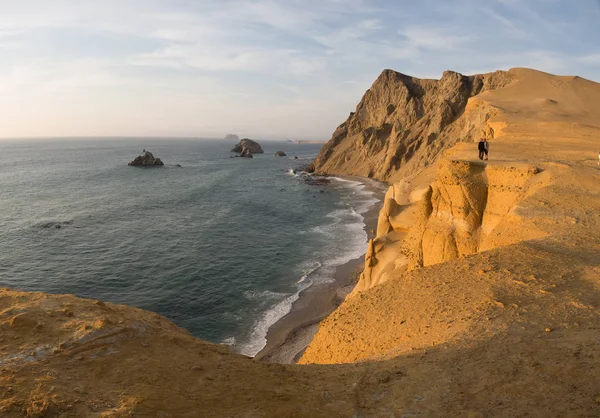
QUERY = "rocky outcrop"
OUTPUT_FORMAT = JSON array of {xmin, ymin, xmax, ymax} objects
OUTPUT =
[
  {"xmin": 414, "ymin": 161, "xmax": 550, "ymax": 266},
  {"xmin": 230, "ymin": 148, "xmax": 254, "ymax": 158},
  {"xmin": 239, "ymin": 148, "xmax": 253, "ymax": 158},
  {"xmin": 224, "ymin": 134, "xmax": 239, "ymax": 141},
  {"xmin": 312, "ymin": 69, "xmax": 515, "ymax": 182},
  {"xmin": 128, "ymin": 151, "xmax": 164, "ymax": 166},
  {"xmin": 231, "ymin": 138, "xmax": 264, "ymax": 154},
  {"xmin": 353, "ymin": 159, "xmax": 551, "ymax": 294},
  {"xmin": 275, "ymin": 151, "xmax": 287, "ymax": 157}
]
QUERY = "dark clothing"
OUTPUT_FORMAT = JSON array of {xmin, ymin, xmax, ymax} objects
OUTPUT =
[{"xmin": 478, "ymin": 141, "xmax": 489, "ymax": 160}]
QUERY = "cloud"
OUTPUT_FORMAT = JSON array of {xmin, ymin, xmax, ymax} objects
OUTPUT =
[
  {"xmin": 398, "ymin": 27, "xmax": 473, "ymax": 52},
  {"xmin": 0, "ymin": 0, "xmax": 599, "ymax": 138}
]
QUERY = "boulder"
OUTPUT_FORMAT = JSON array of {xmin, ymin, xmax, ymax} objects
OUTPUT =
[
  {"xmin": 275, "ymin": 151, "xmax": 287, "ymax": 157},
  {"xmin": 231, "ymin": 138, "xmax": 263, "ymax": 154},
  {"xmin": 128, "ymin": 151, "xmax": 164, "ymax": 167}
]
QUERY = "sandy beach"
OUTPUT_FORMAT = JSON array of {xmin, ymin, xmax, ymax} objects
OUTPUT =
[{"xmin": 254, "ymin": 180, "xmax": 384, "ymax": 363}]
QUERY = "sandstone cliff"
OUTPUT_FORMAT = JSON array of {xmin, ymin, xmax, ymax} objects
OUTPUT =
[
  {"xmin": 312, "ymin": 69, "xmax": 515, "ymax": 182},
  {"xmin": 349, "ymin": 68, "xmax": 600, "ymax": 293},
  {"xmin": 302, "ymin": 69, "xmax": 600, "ymax": 389}
]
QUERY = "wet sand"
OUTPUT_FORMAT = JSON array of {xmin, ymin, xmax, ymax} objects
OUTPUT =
[{"xmin": 254, "ymin": 182, "xmax": 384, "ymax": 364}]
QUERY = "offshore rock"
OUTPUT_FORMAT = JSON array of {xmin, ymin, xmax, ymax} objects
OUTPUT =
[
  {"xmin": 275, "ymin": 151, "xmax": 287, "ymax": 157},
  {"xmin": 231, "ymin": 138, "xmax": 264, "ymax": 154},
  {"xmin": 239, "ymin": 148, "xmax": 253, "ymax": 158},
  {"xmin": 128, "ymin": 151, "xmax": 164, "ymax": 167},
  {"xmin": 223, "ymin": 134, "xmax": 239, "ymax": 141}
]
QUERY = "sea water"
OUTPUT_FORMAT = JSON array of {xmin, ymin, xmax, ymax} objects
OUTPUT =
[{"xmin": 0, "ymin": 138, "xmax": 378, "ymax": 356}]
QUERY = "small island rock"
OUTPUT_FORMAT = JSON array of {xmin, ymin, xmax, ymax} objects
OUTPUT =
[
  {"xmin": 275, "ymin": 151, "xmax": 287, "ymax": 157},
  {"xmin": 239, "ymin": 149, "xmax": 253, "ymax": 158},
  {"xmin": 231, "ymin": 138, "xmax": 263, "ymax": 154},
  {"xmin": 223, "ymin": 134, "xmax": 239, "ymax": 141},
  {"xmin": 128, "ymin": 151, "xmax": 164, "ymax": 167}
]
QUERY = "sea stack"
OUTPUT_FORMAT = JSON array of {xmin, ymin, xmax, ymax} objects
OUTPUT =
[
  {"xmin": 128, "ymin": 151, "xmax": 164, "ymax": 167},
  {"xmin": 239, "ymin": 149, "xmax": 253, "ymax": 158},
  {"xmin": 275, "ymin": 151, "xmax": 287, "ymax": 157},
  {"xmin": 223, "ymin": 134, "xmax": 239, "ymax": 141},
  {"xmin": 231, "ymin": 138, "xmax": 264, "ymax": 154}
]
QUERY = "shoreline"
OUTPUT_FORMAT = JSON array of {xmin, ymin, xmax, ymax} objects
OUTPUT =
[{"xmin": 253, "ymin": 179, "xmax": 384, "ymax": 364}]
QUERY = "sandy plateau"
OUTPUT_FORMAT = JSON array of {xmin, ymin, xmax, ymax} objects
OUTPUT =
[{"xmin": 2, "ymin": 68, "xmax": 600, "ymax": 417}]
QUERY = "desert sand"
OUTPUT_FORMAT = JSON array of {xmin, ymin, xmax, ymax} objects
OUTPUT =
[{"xmin": 2, "ymin": 68, "xmax": 600, "ymax": 417}]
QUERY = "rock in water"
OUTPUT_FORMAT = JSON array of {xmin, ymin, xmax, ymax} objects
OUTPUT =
[
  {"xmin": 275, "ymin": 151, "xmax": 287, "ymax": 157},
  {"xmin": 231, "ymin": 138, "xmax": 264, "ymax": 154},
  {"xmin": 239, "ymin": 149, "xmax": 253, "ymax": 158},
  {"xmin": 128, "ymin": 151, "xmax": 164, "ymax": 167},
  {"xmin": 223, "ymin": 134, "xmax": 239, "ymax": 141}
]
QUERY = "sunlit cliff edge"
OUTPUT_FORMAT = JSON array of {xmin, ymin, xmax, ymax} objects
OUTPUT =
[{"xmin": 2, "ymin": 68, "xmax": 600, "ymax": 417}]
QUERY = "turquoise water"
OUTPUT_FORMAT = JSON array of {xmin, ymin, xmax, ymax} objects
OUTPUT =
[{"xmin": 0, "ymin": 138, "xmax": 378, "ymax": 355}]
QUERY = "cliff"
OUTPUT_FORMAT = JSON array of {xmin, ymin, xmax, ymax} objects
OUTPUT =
[
  {"xmin": 312, "ymin": 69, "xmax": 515, "ymax": 182},
  {"xmin": 301, "ymin": 68, "xmax": 600, "ymax": 395},
  {"xmin": 0, "ymin": 289, "xmax": 366, "ymax": 417}
]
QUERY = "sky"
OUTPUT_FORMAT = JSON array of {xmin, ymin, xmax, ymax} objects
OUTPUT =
[{"xmin": 1, "ymin": 0, "xmax": 599, "ymax": 140}]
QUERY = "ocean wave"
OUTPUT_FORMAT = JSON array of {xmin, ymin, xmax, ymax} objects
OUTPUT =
[
  {"xmin": 237, "ymin": 278, "xmax": 312, "ymax": 357},
  {"xmin": 296, "ymin": 260, "xmax": 322, "ymax": 284},
  {"xmin": 243, "ymin": 290, "xmax": 288, "ymax": 301},
  {"xmin": 330, "ymin": 177, "xmax": 380, "ymax": 214},
  {"xmin": 221, "ymin": 336, "xmax": 236, "ymax": 346}
]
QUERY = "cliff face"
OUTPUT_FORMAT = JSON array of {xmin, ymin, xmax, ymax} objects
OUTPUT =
[
  {"xmin": 347, "ymin": 67, "xmax": 600, "ymax": 294},
  {"xmin": 302, "ymin": 68, "xmax": 600, "ymax": 375},
  {"xmin": 312, "ymin": 69, "xmax": 515, "ymax": 182}
]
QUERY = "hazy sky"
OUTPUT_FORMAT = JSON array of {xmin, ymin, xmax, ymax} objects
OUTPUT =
[{"xmin": 1, "ymin": 0, "xmax": 599, "ymax": 139}]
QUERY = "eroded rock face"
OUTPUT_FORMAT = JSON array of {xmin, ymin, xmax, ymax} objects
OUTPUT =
[
  {"xmin": 231, "ymin": 138, "xmax": 264, "ymax": 154},
  {"xmin": 128, "ymin": 151, "xmax": 164, "ymax": 167},
  {"xmin": 355, "ymin": 159, "xmax": 549, "ymax": 293},
  {"xmin": 312, "ymin": 69, "xmax": 514, "ymax": 181}
]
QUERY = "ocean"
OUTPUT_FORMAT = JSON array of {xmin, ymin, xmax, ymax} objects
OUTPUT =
[{"xmin": 0, "ymin": 138, "xmax": 379, "ymax": 356}]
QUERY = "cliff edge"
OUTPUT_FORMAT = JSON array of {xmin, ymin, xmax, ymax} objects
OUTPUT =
[
  {"xmin": 299, "ymin": 68, "xmax": 600, "ymax": 416},
  {"xmin": 312, "ymin": 69, "xmax": 515, "ymax": 182}
]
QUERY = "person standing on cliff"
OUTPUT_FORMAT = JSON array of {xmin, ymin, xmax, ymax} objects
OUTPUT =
[{"xmin": 478, "ymin": 138, "xmax": 489, "ymax": 160}]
